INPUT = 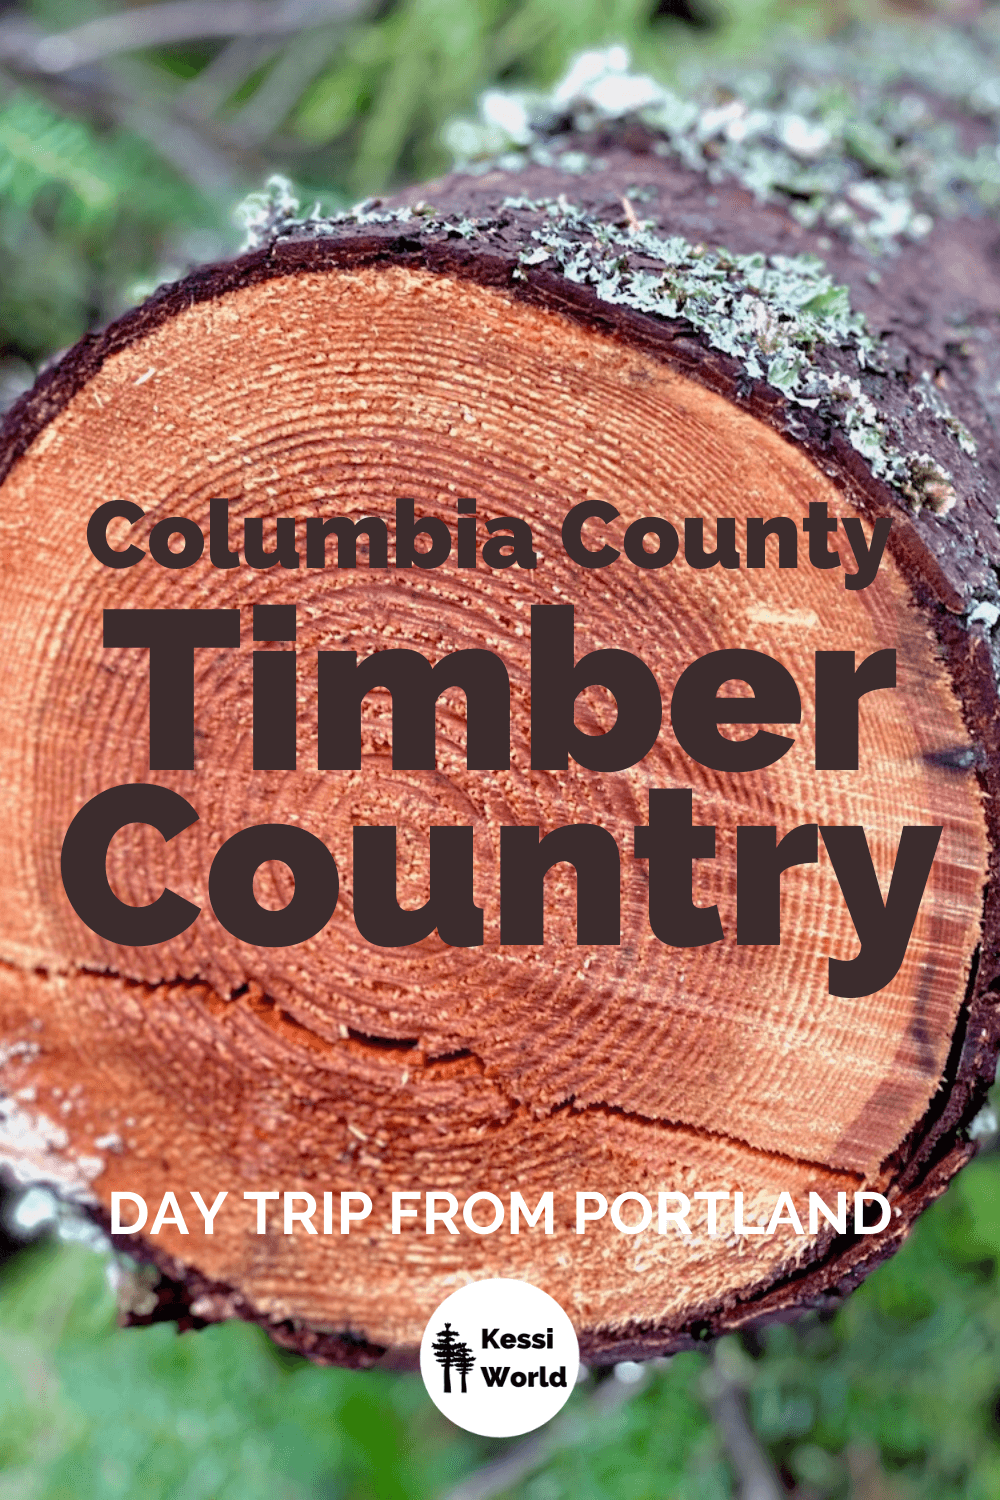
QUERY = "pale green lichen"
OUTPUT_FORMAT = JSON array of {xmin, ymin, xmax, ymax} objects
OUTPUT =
[
  {"xmin": 236, "ymin": 180, "xmax": 968, "ymax": 515},
  {"xmin": 915, "ymin": 370, "xmax": 978, "ymax": 458},
  {"xmin": 236, "ymin": 175, "xmax": 305, "ymax": 251},
  {"xmin": 504, "ymin": 195, "xmax": 962, "ymax": 511},
  {"xmin": 968, "ymin": 601, "xmax": 1000, "ymax": 630},
  {"xmin": 508, "ymin": 194, "xmax": 871, "ymax": 382},
  {"xmin": 236, "ymin": 175, "xmax": 503, "ymax": 265},
  {"xmin": 447, "ymin": 30, "xmax": 1000, "ymax": 257},
  {"xmin": 237, "ymin": 176, "xmax": 498, "ymax": 251},
  {"xmin": 896, "ymin": 453, "xmax": 958, "ymax": 514}
]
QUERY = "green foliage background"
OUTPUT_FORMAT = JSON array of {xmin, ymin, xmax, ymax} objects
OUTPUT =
[
  {"xmin": 0, "ymin": 0, "xmax": 919, "ymax": 373},
  {"xmin": 2, "ymin": 0, "xmax": 1000, "ymax": 1495},
  {"xmin": 5, "ymin": 1147, "xmax": 1000, "ymax": 1497}
]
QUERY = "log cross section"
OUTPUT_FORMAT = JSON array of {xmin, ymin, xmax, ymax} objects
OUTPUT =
[{"xmin": 0, "ymin": 128, "xmax": 998, "ymax": 1367}]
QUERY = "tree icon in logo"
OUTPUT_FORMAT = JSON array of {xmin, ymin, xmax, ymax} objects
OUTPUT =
[
  {"xmin": 431, "ymin": 1321, "xmax": 476, "ymax": 1393},
  {"xmin": 454, "ymin": 1340, "xmax": 476, "ymax": 1394}
]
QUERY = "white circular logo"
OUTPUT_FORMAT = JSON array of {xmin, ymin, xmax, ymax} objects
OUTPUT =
[{"xmin": 419, "ymin": 1278, "xmax": 580, "ymax": 1437}]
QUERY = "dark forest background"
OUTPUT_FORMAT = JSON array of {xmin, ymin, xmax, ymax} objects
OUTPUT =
[{"xmin": 3, "ymin": 2, "xmax": 1000, "ymax": 1496}]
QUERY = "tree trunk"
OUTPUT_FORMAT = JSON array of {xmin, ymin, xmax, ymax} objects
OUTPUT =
[{"xmin": 2, "ymin": 52, "xmax": 1000, "ymax": 1368}]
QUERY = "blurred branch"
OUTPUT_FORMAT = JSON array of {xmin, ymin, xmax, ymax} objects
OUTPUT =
[
  {"xmin": 175, "ymin": 36, "xmax": 284, "ymax": 120},
  {"xmin": 440, "ymin": 1365, "xmax": 651, "ymax": 1500},
  {"xmin": 0, "ymin": 0, "xmax": 367, "ymax": 74},
  {"xmin": 116, "ymin": 88, "xmax": 245, "ymax": 195},
  {"xmin": 227, "ymin": 23, "xmax": 345, "ymax": 143},
  {"xmin": 441, "ymin": 1426, "xmax": 552, "ymax": 1500},
  {"xmin": 0, "ymin": 0, "xmax": 378, "ymax": 197},
  {"xmin": 702, "ymin": 1344, "xmax": 795, "ymax": 1500},
  {"xmin": 0, "ymin": 55, "xmax": 244, "ymax": 195}
]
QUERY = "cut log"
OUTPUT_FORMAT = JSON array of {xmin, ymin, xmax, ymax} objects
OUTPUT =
[{"xmin": 2, "ymin": 48, "xmax": 1000, "ymax": 1368}]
